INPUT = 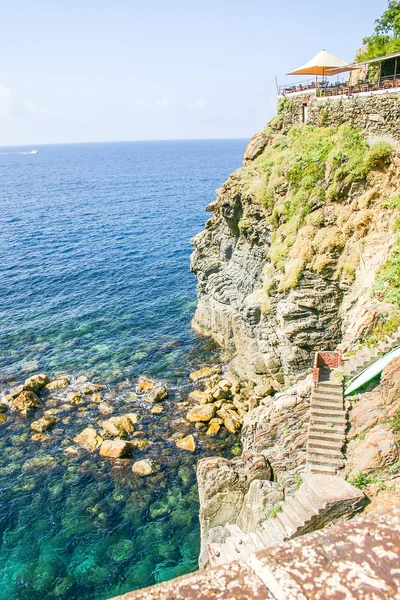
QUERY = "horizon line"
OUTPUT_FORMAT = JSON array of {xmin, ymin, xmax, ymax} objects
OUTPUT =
[{"xmin": 0, "ymin": 136, "xmax": 250, "ymax": 149}]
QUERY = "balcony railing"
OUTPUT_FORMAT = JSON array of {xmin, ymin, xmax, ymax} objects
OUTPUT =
[{"xmin": 278, "ymin": 73, "xmax": 400, "ymax": 97}]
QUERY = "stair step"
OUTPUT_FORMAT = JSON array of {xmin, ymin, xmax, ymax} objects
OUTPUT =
[
  {"xmin": 312, "ymin": 392, "xmax": 343, "ymax": 402},
  {"xmin": 266, "ymin": 514, "xmax": 287, "ymax": 540},
  {"xmin": 307, "ymin": 445, "xmax": 343, "ymax": 457},
  {"xmin": 295, "ymin": 487, "xmax": 323, "ymax": 513},
  {"xmin": 314, "ymin": 385, "xmax": 343, "ymax": 396},
  {"xmin": 257, "ymin": 524, "xmax": 279, "ymax": 547},
  {"xmin": 308, "ymin": 429, "xmax": 345, "ymax": 441},
  {"xmin": 276, "ymin": 510, "xmax": 298, "ymax": 536},
  {"xmin": 311, "ymin": 410, "xmax": 346, "ymax": 420},
  {"xmin": 309, "ymin": 422, "xmax": 345, "ymax": 433},
  {"xmin": 310, "ymin": 415, "xmax": 347, "ymax": 425},
  {"xmin": 312, "ymin": 400, "xmax": 344, "ymax": 410},
  {"xmin": 248, "ymin": 531, "xmax": 265, "ymax": 551},
  {"xmin": 307, "ymin": 454, "xmax": 344, "ymax": 467},
  {"xmin": 309, "ymin": 464, "xmax": 338, "ymax": 475},
  {"xmin": 308, "ymin": 438, "xmax": 344, "ymax": 450},
  {"xmin": 285, "ymin": 496, "xmax": 313, "ymax": 522},
  {"xmin": 208, "ymin": 542, "xmax": 236, "ymax": 565},
  {"xmin": 280, "ymin": 501, "xmax": 304, "ymax": 529}
]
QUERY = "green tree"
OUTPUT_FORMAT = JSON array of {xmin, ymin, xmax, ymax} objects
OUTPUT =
[{"xmin": 358, "ymin": 1, "xmax": 400, "ymax": 60}]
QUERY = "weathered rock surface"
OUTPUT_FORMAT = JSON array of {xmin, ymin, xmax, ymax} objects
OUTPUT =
[
  {"xmin": 137, "ymin": 379, "xmax": 155, "ymax": 393},
  {"xmin": 132, "ymin": 459, "xmax": 159, "ymax": 476},
  {"xmin": 30, "ymin": 415, "xmax": 57, "ymax": 433},
  {"xmin": 12, "ymin": 391, "xmax": 41, "ymax": 415},
  {"xmin": 144, "ymin": 385, "xmax": 168, "ymax": 403},
  {"xmin": 176, "ymin": 434, "xmax": 196, "ymax": 452},
  {"xmin": 186, "ymin": 404, "xmax": 216, "ymax": 422},
  {"xmin": 46, "ymin": 378, "xmax": 69, "ymax": 390},
  {"xmin": 100, "ymin": 439, "xmax": 131, "ymax": 458},
  {"xmin": 73, "ymin": 427, "xmax": 103, "ymax": 451},
  {"xmin": 189, "ymin": 366, "xmax": 222, "ymax": 382},
  {"xmin": 23, "ymin": 373, "xmax": 50, "ymax": 392}
]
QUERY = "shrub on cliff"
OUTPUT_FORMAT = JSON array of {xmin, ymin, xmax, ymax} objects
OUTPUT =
[
  {"xmin": 357, "ymin": 1, "xmax": 400, "ymax": 61},
  {"xmin": 365, "ymin": 141, "xmax": 394, "ymax": 170}
]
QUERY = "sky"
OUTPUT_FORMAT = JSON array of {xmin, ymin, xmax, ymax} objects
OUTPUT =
[{"xmin": 0, "ymin": 0, "xmax": 389, "ymax": 145}]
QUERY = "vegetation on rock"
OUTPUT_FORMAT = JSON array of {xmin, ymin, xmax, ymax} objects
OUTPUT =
[{"xmin": 357, "ymin": 1, "xmax": 400, "ymax": 61}]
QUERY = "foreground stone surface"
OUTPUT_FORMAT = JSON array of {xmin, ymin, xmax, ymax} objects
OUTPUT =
[
  {"xmin": 100, "ymin": 439, "xmax": 131, "ymax": 458},
  {"xmin": 108, "ymin": 503, "xmax": 400, "ymax": 600}
]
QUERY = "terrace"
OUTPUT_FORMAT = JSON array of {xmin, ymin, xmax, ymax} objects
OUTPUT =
[{"xmin": 278, "ymin": 50, "xmax": 400, "ymax": 98}]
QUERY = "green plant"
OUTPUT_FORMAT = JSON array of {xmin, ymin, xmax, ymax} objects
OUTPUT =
[
  {"xmin": 357, "ymin": 1, "xmax": 400, "ymax": 61},
  {"xmin": 348, "ymin": 471, "xmax": 374, "ymax": 488},
  {"xmin": 293, "ymin": 474, "xmax": 303, "ymax": 488},
  {"xmin": 282, "ymin": 427, "xmax": 290, "ymax": 434},
  {"xmin": 333, "ymin": 370, "xmax": 344, "ymax": 382},
  {"xmin": 391, "ymin": 409, "xmax": 400, "ymax": 434},
  {"xmin": 384, "ymin": 193, "xmax": 400, "ymax": 208},
  {"xmin": 373, "ymin": 235, "xmax": 400, "ymax": 305},
  {"xmin": 327, "ymin": 422, "xmax": 334, "ymax": 428},
  {"xmin": 270, "ymin": 504, "xmax": 282, "ymax": 518},
  {"xmin": 365, "ymin": 141, "xmax": 394, "ymax": 170}
]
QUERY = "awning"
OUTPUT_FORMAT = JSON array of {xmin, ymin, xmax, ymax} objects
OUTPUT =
[{"xmin": 288, "ymin": 49, "xmax": 349, "ymax": 76}]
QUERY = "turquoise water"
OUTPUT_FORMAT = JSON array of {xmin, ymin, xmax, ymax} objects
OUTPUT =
[{"xmin": 0, "ymin": 140, "xmax": 246, "ymax": 599}]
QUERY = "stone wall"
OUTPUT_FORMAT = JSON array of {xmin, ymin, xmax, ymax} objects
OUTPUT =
[{"xmin": 281, "ymin": 90, "xmax": 400, "ymax": 141}]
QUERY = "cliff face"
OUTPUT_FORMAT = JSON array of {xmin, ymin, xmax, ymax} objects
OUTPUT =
[{"xmin": 191, "ymin": 101, "xmax": 400, "ymax": 389}]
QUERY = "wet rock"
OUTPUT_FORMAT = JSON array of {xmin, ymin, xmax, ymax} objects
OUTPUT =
[
  {"xmin": 9, "ymin": 385, "xmax": 23, "ymax": 398},
  {"xmin": 195, "ymin": 422, "xmax": 207, "ymax": 430},
  {"xmin": 126, "ymin": 412, "xmax": 140, "ymax": 424},
  {"xmin": 0, "ymin": 402, "xmax": 9, "ymax": 412},
  {"xmin": 23, "ymin": 373, "xmax": 50, "ymax": 392},
  {"xmin": 46, "ymin": 378, "xmax": 69, "ymax": 391},
  {"xmin": 212, "ymin": 387, "xmax": 231, "ymax": 401},
  {"xmin": 30, "ymin": 415, "xmax": 57, "ymax": 433},
  {"xmin": 206, "ymin": 421, "xmax": 221, "ymax": 436},
  {"xmin": 76, "ymin": 376, "xmax": 87, "ymax": 383},
  {"xmin": 92, "ymin": 392, "xmax": 102, "ymax": 403},
  {"xmin": 137, "ymin": 379, "xmax": 155, "ymax": 393},
  {"xmin": 31, "ymin": 433, "xmax": 49, "ymax": 442},
  {"xmin": 176, "ymin": 434, "xmax": 196, "ymax": 452},
  {"xmin": 100, "ymin": 418, "xmax": 124, "ymax": 437},
  {"xmin": 188, "ymin": 389, "xmax": 211, "ymax": 404},
  {"xmin": 98, "ymin": 402, "xmax": 114, "ymax": 415},
  {"xmin": 73, "ymin": 427, "xmax": 103, "ymax": 451},
  {"xmin": 0, "ymin": 414, "xmax": 7, "ymax": 424},
  {"xmin": 12, "ymin": 391, "xmax": 41, "ymax": 415},
  {"xmin": 186, "ymin": 404, "xmax": 216, "ymax": 422},
  {"xmin": 131, "ymin": 439, "xmax": 149, "ymax": 451},
  {"xmin": 151, "ymin": 405, "xmax": 164, "ymax": 414},
  {"xmin": 144, "ymin": 385, "xmax": 168, "ymax": 403},
  {"xmin": 22, "ymin": 454, "xmax": 55, "ymax": 472},
  {"xmin": 189, "ymin": 366, "xmax": 222, "ymax": 382},
  {"xmin": 66, "ymin": 391, "xmax": 83, "ymax": 404},
  {"xmin": 99, "ymin": 439, "xmax": 132, "ymax": 458},
  {"xmin": 82, "ymin": 383, "xmax": 105, "ymax": 394},
  {"xmin": 217, "ymin": 408, "xmax": 242, "ymax": 433},
  {"xmin": 132, "ymin": 459, "xmax": 159, "ymax": 476},
  {"xmin": 64, "ymin": 445, "xmax": 80, "ymax": 456}
]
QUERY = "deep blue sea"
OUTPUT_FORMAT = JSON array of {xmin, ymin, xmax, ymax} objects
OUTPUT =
[{"xmin": 0, "ymin": 140, "xmax": 247, "ymax": 599}]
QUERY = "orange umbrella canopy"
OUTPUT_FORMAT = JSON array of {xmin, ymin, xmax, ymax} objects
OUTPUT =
[{"xmin": 288, "ymin": 49, "xmax": 348, "ymax": 76}]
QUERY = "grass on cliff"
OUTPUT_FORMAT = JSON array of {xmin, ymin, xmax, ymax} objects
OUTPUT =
[
  {"xmin": 373, "ymin": 234, "xmax": 400, "ymax": 306},
  {"xmin": 246, "ymin": 124, "xmax": 393, "ymax": 291}
]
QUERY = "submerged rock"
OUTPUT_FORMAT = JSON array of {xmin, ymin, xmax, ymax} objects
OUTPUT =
[
  {"xmin": 188, "ymin": 390, "xmax": 211, "ymax": 404},
  {"xmin": 0, "ymin": 403, "xmax": 8, "ymax": 413},
  {"xmin": 30, "ymin": 415, "xmax": 57, "ymax": 433},
  {"xmin": 22, "ymin": 454, "xmax": 55, "ymax": 472},
  {"xmin": 12, "ymin": 391, "xmax": 41, "ymax": 415},
  {"xmin": 176, "ymin": 434, "xmax": 196, "ymax": 452},
  {"xmin": 0, "ymin": 414, "xmax": 7, "ymax": 425},
  {"xmin": 82, "ymin": 383, "xmax": 105, "ymax": 394},
  {"xmin": 31, "ymin": 433, "xmax": 49, "ymax": 442},
  {"xmin": 98, "ymin": 402, "xmax": 114, "ymax": 415},
  {"xmin": 206, "ymin": 421, "xmax": 221, "ymax": 437},
  {"xmin": 73, "ymin": 427, "xmax": 103, "ymax": 451},
  {"xmin": 189, "ymin": 366, "xmax": 222, "ymax": 382},
  {"xmin": 150, "ymin": 405, "xmax": 164, "ymax": 414},
  {"xmin": 132, "ymin": 459, "xmax": 159, "ymax": 476},
  {"xmin": 46, "ymin": 378, "xmax": 69, "ymax": 391},
  {"xmin": 99, "ymin": 439, "xmax": 132, "ymax": 458},
  {"xmin": 186, "ymin": 404, "xmax": 215, "ymax": 422},
  {"xmin": 137, "ymin": 379, "xmax": 155, "ymax": 393},
  {"xmin": 131, "ymin": 439, "xmax": 149, "ymax": 451},
  {"xmin": 66, "ymin": 391, "xmax": 83, "ymax": 404},
  {"xmin": 144, "ymin": 385, "xmax": 168, "ymax": 403}
]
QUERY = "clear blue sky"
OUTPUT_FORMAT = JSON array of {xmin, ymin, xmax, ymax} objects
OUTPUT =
[{"xmin": 0, "ymin": 0, "xmax": 388, "ymax": 145}]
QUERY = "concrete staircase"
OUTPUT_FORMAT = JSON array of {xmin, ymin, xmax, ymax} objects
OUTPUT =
[
  {"xmin": 342, "ymin": 326, "xmax": 400, "ymax": 378},
  {"xmin": 207, "ymin": 474, "xmax": 365, "ymax": 567},
  {"xmin": 306, "ymin": 376, "xmax": 346, "ymax": 476}
]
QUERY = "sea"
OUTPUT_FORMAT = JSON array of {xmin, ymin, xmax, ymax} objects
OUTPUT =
[{"xmin": 0, "ymin": 139, "xmax": 247, "ymax": 600}]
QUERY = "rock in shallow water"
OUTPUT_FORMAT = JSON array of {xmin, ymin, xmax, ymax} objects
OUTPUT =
[
  {"xmin": 144, "ymin": 385, "xmax": 168, "ymax": 403},
  {"xmin": 132, "ymin": 459, "xmax": 159, "ymax": 476},
  {"xmin": 45, "ymin": 378, "xmax": 69, "ymax": 391},
  {"xmin": 176, "ymin": 434, "xmax": 196, "ymax": 452},
  {"xmin": 73, "ymin": 427, "xmax": 103, "ymax": 451},
  {"xmin": 30, "ymin": 415, "xmax": 57, "ymax": 433},
  {"xmin": 12, "ymin": 391, "xmax": 41, "ymax": 415},
  {"xmin": 189, "ymin": 366, "xmax": 222, "ymax": 382},
  {"xmin": 186, "ymin": 404, "xmax": 216, "ymax": 422},
  {"xmin": 137, "ymin": 379, "xmax": 155, "ymax": 393},
  {"xmin": 99, "ymin": 439, "xmax": 131, "ymax": 458},
  {"xmin": 23, "ymin": 373, "xmax": 50, "ymax": 392}
]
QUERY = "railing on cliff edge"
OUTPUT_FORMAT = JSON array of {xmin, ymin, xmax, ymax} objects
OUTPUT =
[{"xmin": 278, "ymin": 73, "xmax": 400, "ymax": 97}]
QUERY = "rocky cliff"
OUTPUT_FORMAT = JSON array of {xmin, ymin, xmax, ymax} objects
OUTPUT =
[{"xmin": 191, "ymin": 99, "xmax": 400, "ymax": 389}]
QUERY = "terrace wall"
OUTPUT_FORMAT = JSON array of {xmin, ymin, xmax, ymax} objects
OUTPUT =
[{"xmin": 280, "ymin": 91, "xmax": 400, "ymax": 141}]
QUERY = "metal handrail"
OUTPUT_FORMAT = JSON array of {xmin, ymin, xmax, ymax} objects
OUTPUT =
[{"xmin": 279, "ymin": 72, "xmax": 400, "ymax": 97}]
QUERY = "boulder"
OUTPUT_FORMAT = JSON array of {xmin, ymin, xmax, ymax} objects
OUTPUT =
[
  {"xmin": 137, "ymin": 379, "xmax": 155, "ymax": 393},
  {"xmin": 186, "ymin": 404, "xmax": 216, "ymax": 422},
  {"xmin": 189, "ymin": 366, "xmax": 222, "ymax": 382},
  {"xmin": 99, "ymin": 439, "xmax": 131, "ymax": 458},
  {"xmin": 23, "ymin": 373, "xmax": 50, "ymax": 392},
  {"xmin": 347, "ymin": 424, "xmax": 399, "ymax": 477},
  {"xmin": 206, "ymin": 422, "xmax": 221, "ymax": 436},
  {"xmin": 217, "ymin": 408, "xmax": 242, "ymax": 433},
  {"xmin": 243, "ymin": 131, "xmax": 270, "ymax": 164},
  {"xmin": 0, "ymin": 403, "xmax": 8, "ymax": 413},
  {"xmin": 66, "ymin": 391, "xmax": 82, "ymax": 404},
  {"xmin": 151, "ymin": 405, "xmax": 164, "ymax": 414},
  {"xmin": 188, "ymin": 390, "xmax": 211, "ymax": 404},
  {"xmin": 144, "ymin": 385, "xmax": 168, "ymax": 403},
  {"xmin": 132, "ymin": 459, "xmax": 159, "ymax": 476},
  {"xmin": 176, "ymin": 434, "xmax": 196, "ymax": 452},
  {"xmin": 0, "ymin": 414, "xmax": 7, "ymax": 424},
  {"xmin": 131, "ymin": 439, "xmax": 149, "ymax": 451},
  {"xmin": 100, "ymin": 418, "xmax": 125, "ymax": 437},
  {"xmin": 126, "ymin": 412, "xmax": 140, "ymax": 424},
  {"xmin": 46, "ymin": 378, "xmax": 69, "ymax": 391},
  {"xmin": 12, "ymin": 391, "xmax": 41, "ymax": 415},
  {"xmin": 82, "ymin": 383, "xmax": 105, "ymax": 394},
  {"xmin": 31, "ymin": 433, "xmax": 49, "ymax": 442},
  {"xmin": 119, "ymin": 415, "xmax": 135, "ymax": 434},
  {"xmin": 98, "ymin": 402, "xmax": 114, "ymax": 415},
  {"xmin": 73, "ymin": 427, "xmax": 103, "ymax": 451},
  {"xmin": 30, "ymin": 415, "xmax": 57, "ymax": 433}
]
